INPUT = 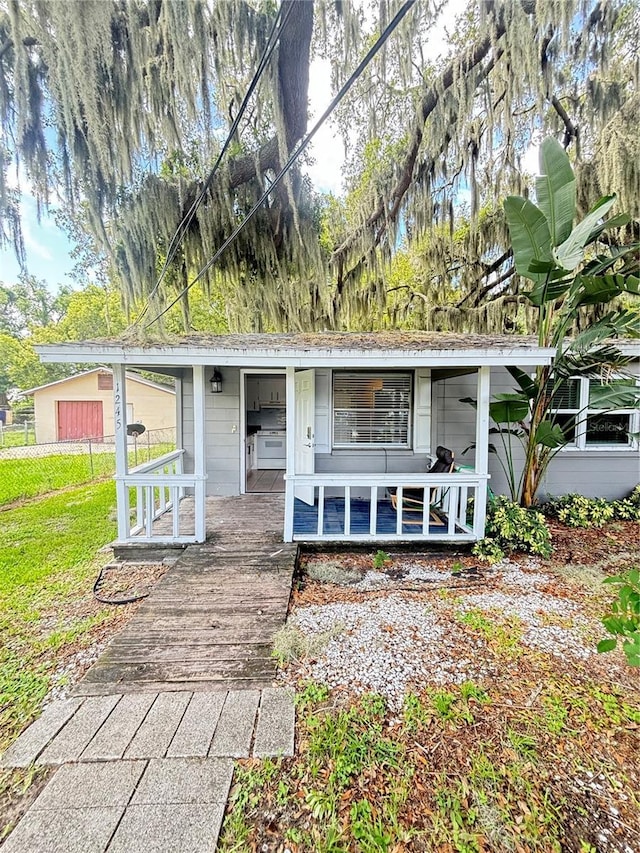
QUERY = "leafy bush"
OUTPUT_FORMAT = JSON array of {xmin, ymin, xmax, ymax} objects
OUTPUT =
[
  {"xmin": 473, "ymin": 497, "xmax": 552, "ymax": 563},
  {"xmin": 543, "ymin": 493, "xmax": 615, "ymax": 528},
  {"xmin": 612, "ymin": 485, "xmax": 640, "ymax": 522},
  {"xmin": 543, "ymin": 486, "xmax": 640, "ymax": 527},
  {"xmin": 598, "ymin": 568, "xmax": 640, "ymax": 666}
]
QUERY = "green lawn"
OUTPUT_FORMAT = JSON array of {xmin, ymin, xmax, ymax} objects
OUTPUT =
[
  {"xmin": 0, "ymin": 426, "xmax": 36, "ymax": 448},
  {"xmin": 0, "ymin": 454, "xmax": 116, "ymax": 506},
  {"xmin": 0, "ymin": 443, "xmax": 175, "ymax": 507},
  {"xmin": 0, "ymin": 482, "xmax": 119, "ymax": 751}
]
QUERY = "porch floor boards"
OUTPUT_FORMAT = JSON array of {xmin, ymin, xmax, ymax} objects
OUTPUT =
[{"xmin": 76, "ymin": 495, "xmax": 297, "ymax": 696}]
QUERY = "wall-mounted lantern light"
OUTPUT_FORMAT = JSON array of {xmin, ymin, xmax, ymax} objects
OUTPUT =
[{"xmin": 209, "ymin": 368, "xmax": 223, "ymax": 394}]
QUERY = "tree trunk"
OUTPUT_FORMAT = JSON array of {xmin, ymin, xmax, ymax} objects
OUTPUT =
[{"xmin": 520, "ymin": 366, "xmax": 551, "ymax": 507}]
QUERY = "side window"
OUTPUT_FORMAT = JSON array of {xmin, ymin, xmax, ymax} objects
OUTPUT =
[{"xmin": 550, "ymin": 376, "xmax": 638, "ymax": 450}]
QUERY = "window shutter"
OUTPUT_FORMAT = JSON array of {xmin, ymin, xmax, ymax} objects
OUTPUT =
[
  {"xmin": 314, "ymin": 369, "xmax": 331, "ymax": 453},
  {"xmin": 413, "ymin": 369, "xmax": 431, "ymax": 453}
]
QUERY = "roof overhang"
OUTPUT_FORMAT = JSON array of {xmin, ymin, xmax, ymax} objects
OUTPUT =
[
  {"xmin": 36, "ymin": 341, "xmax": 556, "ymax": 369},
  {"xmin": 21, "ymin": 365, "xmax": 176, "ymax": 396}
]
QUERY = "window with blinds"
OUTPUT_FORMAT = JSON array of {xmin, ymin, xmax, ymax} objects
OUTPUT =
[
  {"xmin": 549, "ymin": 376, "xmax": 637, "ymax": 449},
  {"xmin": 332, "ymin": 372, "xmax": 412, "ymax": 447}
]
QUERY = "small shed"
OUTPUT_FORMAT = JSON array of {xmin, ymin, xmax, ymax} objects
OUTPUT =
[{"xmin": 22, "ymin": 368, "xmax": 176, "ymax": 443}]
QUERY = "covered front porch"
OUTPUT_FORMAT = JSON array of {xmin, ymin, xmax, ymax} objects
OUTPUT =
[
  {"xmin": 110, "ymin": 364, "xmax": 491, "ymax": 545},
  {"xmin": 36, "ymin": 332, "xmax": 555, "ymax": 548},
  {"xmin": 112, "ymin": 475, "xmax": 483, "ymax": 546}
]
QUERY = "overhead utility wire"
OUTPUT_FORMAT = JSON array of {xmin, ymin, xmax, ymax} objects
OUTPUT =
[
  {"xmin": 136, "ymin": 1, "xmax": 295, "ymax": 323},
  {"xmin": 145, "ymin": 0, "xmax": 417, "ymax": 329}
]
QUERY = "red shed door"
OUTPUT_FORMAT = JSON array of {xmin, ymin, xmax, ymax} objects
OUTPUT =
[{"xmin": 57, "ymin": 401, "xmax": 104, "ymax": 441}]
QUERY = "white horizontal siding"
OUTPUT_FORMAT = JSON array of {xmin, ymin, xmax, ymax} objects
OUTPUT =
[{"xmin": 437, "ymin": 367, "xmax": 639, "ymax": 501}]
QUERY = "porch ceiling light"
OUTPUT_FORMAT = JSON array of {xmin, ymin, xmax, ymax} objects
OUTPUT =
[{"xmin": 210, "ymin": 368, "xmax": 223, "ymax": 394}]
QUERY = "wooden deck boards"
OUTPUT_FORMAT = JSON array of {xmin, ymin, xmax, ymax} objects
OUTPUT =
[{"xmin": 75, "ymin": 495, "xmax": 297, "ymax": 696}]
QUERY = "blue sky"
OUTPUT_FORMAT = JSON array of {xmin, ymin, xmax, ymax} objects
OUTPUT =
[{"xmin": 0, "ymin": 192, "xmax": 76, "ymax": 292}]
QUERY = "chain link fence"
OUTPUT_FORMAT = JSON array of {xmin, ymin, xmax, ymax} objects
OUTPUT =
[
  {"xmin": 0, "ymin": 428, "xmax": 177, "ymax": 507},
  {"xmin": 0, "ymin": 421, "xmax": 37, "ymax": 447}
]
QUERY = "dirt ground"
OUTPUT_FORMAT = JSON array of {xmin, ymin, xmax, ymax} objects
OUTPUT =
[{"xmin": 250, "ymin": 519, "xmax": 640, "ymax": 852}]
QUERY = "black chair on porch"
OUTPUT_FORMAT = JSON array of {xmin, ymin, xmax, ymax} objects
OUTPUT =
[{"xmin": 389, "ymin": 446, "xmax": 455, "ymax": 526}]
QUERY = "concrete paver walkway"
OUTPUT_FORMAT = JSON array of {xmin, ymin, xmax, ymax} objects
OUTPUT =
[
  {"xmin": 1, "ymin": 495, "xmax": 298, "ymax": 850},
  {"xmin": 1, "ymin": 688, "xmax": 295, "ymax": 852}
]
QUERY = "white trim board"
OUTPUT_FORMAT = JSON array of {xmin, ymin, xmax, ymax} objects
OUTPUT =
[{"xmin": 37, "ymin": 344, "xmax": 555, "ymax": 368}]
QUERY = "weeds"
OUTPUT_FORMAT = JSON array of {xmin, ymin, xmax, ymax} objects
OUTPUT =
[
  {"xmin": 272, "ymin": 621, "xmax": 343, "ymax": 666},
  {"xmin": 457, "ymin": 607, "xmax": 523, "ymax": 657},
  {"xmin": 373, "ymin": 550, "xmax": 391, "ymax": 570},
  {"xmin": 219, "ymin": 690, "xmax": 413, "ymax": 852}
]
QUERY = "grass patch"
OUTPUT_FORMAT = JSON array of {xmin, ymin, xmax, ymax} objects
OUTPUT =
[
  {"xmin": 456, "ymin": 607, "xmax": 524, "ymax": 657},
  {"xmin": 0, "ymin": 443, "xmax": 174, "ymax": 507},
  {"xmin": 272, "ymin": 621, "xmax": 344, "ymax": 666},
  {"xmin": 220, "ymin": 691, "xmax": 414, "ymax": 853},
  {"xmin": 0, "ymin": 482, "xmax": 119, "ymax": 754},
  {"xmin": 219, "ymin": 672, "xmax": 640, "ymax": 852}
]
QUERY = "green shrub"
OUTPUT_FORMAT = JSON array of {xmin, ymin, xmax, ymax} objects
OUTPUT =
[
  {"xmin": 473, "ymin": 496, "xmax": 552, "ymax": 563},
  {"xmin": 543, "ymin": 493, "xmax": 615, "ymax": 528},
  {"xmin": 598, "ymin": 568, "xmax": 640, "ymax": 666},
  {"xmin": 544, "ymin": 487, "xmax": 640, "ymax": 528},
  {"xmin": 612, "ymin": 484, "xmax": 640, "ymax": 522}
]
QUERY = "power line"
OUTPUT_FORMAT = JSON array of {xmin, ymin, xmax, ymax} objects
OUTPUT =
[
  {"xmin": 145, "ymin": 0, "xmax": 417, "ymax": 330},
  {"xmin": 135, "ymin": 1, "xmax": 295, "ymax": 323}
]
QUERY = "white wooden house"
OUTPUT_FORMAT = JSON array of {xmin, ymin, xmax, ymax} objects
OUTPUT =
[{"xmin": 36, "ymin": 332, "xmax": 639, "ymax": 547}]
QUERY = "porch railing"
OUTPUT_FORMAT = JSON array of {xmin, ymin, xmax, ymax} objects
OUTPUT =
[
  {"xmin": 284, "ymin": 472, "xmax": 489, "ymax": 542},
  {"xmin": 114, "ymin": 449, "xmax": 206, "ymax": 544}
]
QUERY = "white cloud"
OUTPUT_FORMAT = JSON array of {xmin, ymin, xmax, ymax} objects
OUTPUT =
[{"xmin": 22, "ymin": 213, "xmax": 54, "ymax": 261}]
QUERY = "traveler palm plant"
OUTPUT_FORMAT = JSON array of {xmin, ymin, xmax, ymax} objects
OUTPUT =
[{"xmin": 492, "ymin": 137, "xmax": 639, "ymax": 506}]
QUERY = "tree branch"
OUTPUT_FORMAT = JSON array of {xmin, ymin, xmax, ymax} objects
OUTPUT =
[
  {"xmin": 0, "ymin": 35, "xmax": 37, "ymax": 61},
  {"xmin": 331, "ymin": 7, "xmax": 518, "ymax": 287},
  {"xmin": 455, "ymin": 249, "xmax": 513, "ymax": 308},
  {"xmin": 551, "ymin": 95, "xmax": 579, "ymax": 149}
]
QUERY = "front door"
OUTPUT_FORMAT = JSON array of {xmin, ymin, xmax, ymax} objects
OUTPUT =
[{"xmin": 294, "ymin": 369, "xmax": 315, "ymax": 505}]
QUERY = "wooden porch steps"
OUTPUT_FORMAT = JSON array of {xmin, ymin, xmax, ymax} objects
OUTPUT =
[{"xmin": 75, "ymin": 496, "xmax": 297, "ymax": 695}]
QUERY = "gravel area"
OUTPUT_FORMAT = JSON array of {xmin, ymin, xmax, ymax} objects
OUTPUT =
[
  {"xmin": 286, "ymin": 594, "xmax": 486, "ymax": 708},
  {"xmin": 45, "ymin": 638, "xmax": 112, "ymax": 704},
  {"xmin": 354, "ymin": 565, "xmax": 452, "ymax": 589},
  {"xmin": 458, "ymin": 561, "xmax": 594, "ymax": 660},
  {"xmin": 280, "ymin": 556, "xmax": 603, "ymax": 704}
]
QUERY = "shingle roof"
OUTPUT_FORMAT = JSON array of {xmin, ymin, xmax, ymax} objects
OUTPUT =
[{"xmin": 50, "ymin": 331, "xmax": 547, "ymax": 352}]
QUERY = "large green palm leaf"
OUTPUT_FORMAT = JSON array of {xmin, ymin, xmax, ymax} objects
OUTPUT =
[
  {"xmin": 503, "ymin": 197, "xmax": 552, "ymax": 283},
  {"xmin": 535, "ymin": 137, "xmax": 575, "ymax": 245}
]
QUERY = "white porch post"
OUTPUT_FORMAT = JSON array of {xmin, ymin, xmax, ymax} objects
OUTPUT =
[
  {"xmin": 174, "ymin": 375, "xmax": 183, "ymax": 451},
  {"xmin": 474, "ymin": 365, "xmax": 491, "ymax": 539},
  {"xmin": 113, "ymin": 363, "xmax": 130, "ymax": 541},
  {"xmin": 284, "ymin": 365, "xmax": 296, "ymax": 542},
  {"xmin": 193, "ymin": 365, "xmax": 207, "ymax": 543}
]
